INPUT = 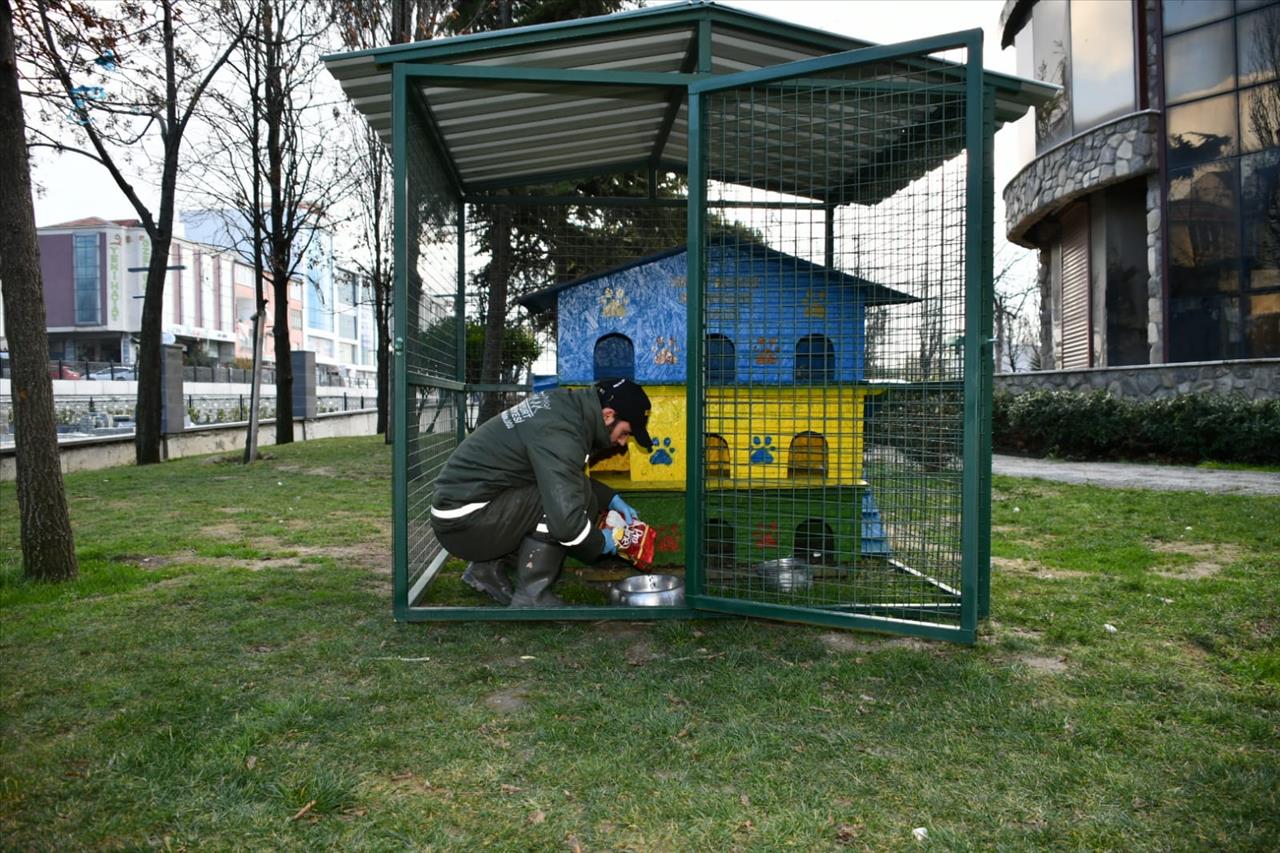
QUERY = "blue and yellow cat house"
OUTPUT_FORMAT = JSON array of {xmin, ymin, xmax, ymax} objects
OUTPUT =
[{"xmin": 519, "ymin": 236, "xmax": 914, "ymax": 564}]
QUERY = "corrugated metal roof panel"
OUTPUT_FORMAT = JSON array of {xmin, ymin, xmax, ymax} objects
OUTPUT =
[{"xmin": 323, "ymin": 1, "xmax": 1056, "ymax": 195}]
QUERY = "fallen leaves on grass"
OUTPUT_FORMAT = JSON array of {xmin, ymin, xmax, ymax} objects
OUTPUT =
[
  {"xmin": 835, "ymin": 823, "xmax": 864, "ymax": 845},
  {"xmin": 528, "ymin": 809, "xmax": 546, "ymax": 825}
]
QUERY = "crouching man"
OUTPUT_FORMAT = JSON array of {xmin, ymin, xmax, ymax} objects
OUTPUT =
[{"xmin": 429, "ymin": 378, "xmax": 651, "ymax": 607}]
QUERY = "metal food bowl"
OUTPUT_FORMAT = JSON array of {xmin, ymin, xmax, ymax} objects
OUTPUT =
[
  {"xmin": 609, "ymin": 574, "xmax": 684, "ymax": 607},
  {"xmin": 755, "ymin": 558, "xmax": 813, "ymax": 593}
]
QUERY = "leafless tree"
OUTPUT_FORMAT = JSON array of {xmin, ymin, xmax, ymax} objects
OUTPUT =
[
  {"xmin": 14, "ymin": 0, "xmax": 245, "ymax": 464},
  {"xmin": 992, "ymin": 241, "xmax": 1039, "ymax": 373},
  {"xmin": 187, "ymin": 0, "xmax": 350, "ymax": 446},
  {"xmin": 0, "ymin": 0, "xmax": 77, "ymax": 581}
]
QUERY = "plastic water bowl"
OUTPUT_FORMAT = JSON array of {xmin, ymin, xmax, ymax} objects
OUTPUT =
[
  {"xmin": 609, "ymin": 574, "xmax": 685, "ymax": 607},
  {"xmin": 755, "ymin": 558, "xmax": 813, "ymax": 593}
]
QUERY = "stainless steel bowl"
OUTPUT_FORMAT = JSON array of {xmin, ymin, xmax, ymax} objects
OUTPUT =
[
  {"xmin": 755, "ymin": 558, "xmax": 813, "ymax": 593},
  {"xmin": 609, "ymin": 573, "xmax": 684, "ymax": 607}
]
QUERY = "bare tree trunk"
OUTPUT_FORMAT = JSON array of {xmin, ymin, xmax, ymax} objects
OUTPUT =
[
  {"xmin": 0, "ymin": 0, "xmax": 77, "ymax": 581},
  {"xmin": 271, "ymin": 255, "xmax": 295, "ymax": 444},
  {"xmin": 375, "ymin": 290, "xmax": 390, "ymax": 436},
  {"xmin": 478, "ymin": 204, "xmax": 510, "ymax": 424}
]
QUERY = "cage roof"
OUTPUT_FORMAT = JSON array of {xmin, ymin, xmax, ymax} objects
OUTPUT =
[
  {"xmin": 323, "ymin": 1, "xmax": 1056, "ymax": 201},
  {"xmin": 516, "ymin": 237, "xmax": 920, "ymax": 314}
]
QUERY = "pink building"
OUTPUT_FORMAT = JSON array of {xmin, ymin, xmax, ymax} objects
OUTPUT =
[{"xmin": 28, "ymin": 217, "xmax": 301, "ymax": 367}]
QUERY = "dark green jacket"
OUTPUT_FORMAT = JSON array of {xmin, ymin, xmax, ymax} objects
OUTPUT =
[{"xmin": 433, "ymin": 388, "xmax": 616, "ymax": 557}]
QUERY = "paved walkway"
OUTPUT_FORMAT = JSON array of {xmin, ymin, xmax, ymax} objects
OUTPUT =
[{"xmin": 992, "ymin": 454, "xmax": 1280, "ymax": 496}]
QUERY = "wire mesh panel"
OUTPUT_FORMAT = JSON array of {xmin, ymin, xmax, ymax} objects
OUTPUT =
[
  {"xmin": 397, "ymin": 97, "xmax": 465, "ymax": 609},
  {"xmin": 693, "ymin": 43, "xmax": 984, "ymax": 640}
]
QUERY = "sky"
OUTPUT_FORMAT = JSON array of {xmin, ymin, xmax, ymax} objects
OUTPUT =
[{"xmin": 29, "ymin": 0, "xmax": 1028, "ymax": 231}]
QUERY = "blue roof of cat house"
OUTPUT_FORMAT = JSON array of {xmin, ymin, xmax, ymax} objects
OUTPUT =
[
  {"xmin": 517, "ymin": 238, "xmax": 918, "ymax": 314},
  {"xmin": 518, "ymin": 238, "xmax": 919, "ymax": 386}
]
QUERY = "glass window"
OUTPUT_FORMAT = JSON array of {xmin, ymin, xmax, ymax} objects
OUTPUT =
[
  {"xmin": 1032, "ymin": 0, "xmax": 1072, "ymax": 149},
  {"xmin": 1161, "ymin": 0, "xmax": 1232, "ymax": 34},
  {"xmin": 795, "ymin": 334, "xmax": 835, "ymax": 382},
  {"xmin": 593, "ymin": 333, "xmax": 634, "ymax": 381},
  {"xmin": 73, "ymin": 233, "xmax": 100, "ymax": 324},
  {"xmin": 306, "ymin": 272, "xmax": 329, "ymax": 330},
  {"xmin": 1104, "ymin": 181, "xmax": 1151, "ymax": 366},
  {"xmin": 1239, "ymin": 82, "xmax": 1280, "ymax": 152},
  {"xmin": 1165, "ymin": 20, "xmax": 1235, "ymax": 104},
  {"xmin": 1069, "ymin": 0, "xmax": 1136, "ymax": 130},
  {"xmin": 1169, "ymin": 295, "xmax": 1243, "ymax": 360},
  {"xmin": 1168, "ymin": 161, "xmax": 1241, "ymax": 298},
  {"xmin": 1167, "ymin": 92, "xmax": 1238, "ymax": 169},
  {"xmin": 339, "ymin": 313, "xmax": 358, "ymax": 340},
  {"xmin": 1246, "ymin": 291, "xmax": 1280, "ymax": 355},
  {"xmin": 1237, "ymin": 5, "xmax": 1280, "ymax": 86},
  {"xmin": 1241, "ymin": 149, "xmax": 1280, "ymax": 291},
  {"xmin": 706, "ymin": 333, "xmax": 735, "ymax": 384}
]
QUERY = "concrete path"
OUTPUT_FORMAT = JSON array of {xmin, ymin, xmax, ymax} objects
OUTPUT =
[{"xmin": 992, "ymin": 454, "xmax": 1280, "ymax": 497}]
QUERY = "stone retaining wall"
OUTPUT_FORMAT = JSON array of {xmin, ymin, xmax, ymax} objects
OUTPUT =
[{"xmin": 995, "ymin": 359, "xmax": 1280, "ymax": 401}]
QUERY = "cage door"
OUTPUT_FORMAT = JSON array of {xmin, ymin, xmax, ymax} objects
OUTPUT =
[{"xmin": 685, "ymin": 32, "xmax": 988, "ymax": 643}]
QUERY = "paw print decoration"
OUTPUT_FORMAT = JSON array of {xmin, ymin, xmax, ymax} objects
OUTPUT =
[
  {"xmin": 648, "ymin": 436, "xmax": 676, "ymax": 466},
  {"xmin": 749, "ymin": 435, "xmax": 775, "ymax": 464}
]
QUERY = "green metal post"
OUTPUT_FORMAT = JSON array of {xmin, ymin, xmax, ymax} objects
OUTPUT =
[
  {"xmin": 684, "ymin": 88, "xmax": 706, "ymax": 603},
  {"xmin": 959, "ymin": 32, "xmax": 985, "ymax": 642},
  {"xmin": 978, "ymin": 83, "xmax": 996, "ymax": 621},
  {"xmin": 455, "ymin": 199, "xmax": 467, "ymax": 442},
  {"xmin": 391, "ymin": 63, "xmax": 410, "ymax": 619}
]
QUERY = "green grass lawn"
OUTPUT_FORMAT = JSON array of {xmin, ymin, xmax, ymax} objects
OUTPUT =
[{"xmin": 2, "ymin": 436, "xmax": 1277, "ymax": 850}]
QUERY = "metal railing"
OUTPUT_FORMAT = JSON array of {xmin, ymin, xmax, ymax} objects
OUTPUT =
[{"xmin": 0, "ymin": 360, "xmax": 377, "ymax": 389}]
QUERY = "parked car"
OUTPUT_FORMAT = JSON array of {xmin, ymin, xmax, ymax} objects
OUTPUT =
[
  {"xmin": 0, "ymin": 353, "xmax": 81, "ymax": 379},
  {"xmin": 87, "ymin": 365, "xmax": 137, "ymax": 381}
]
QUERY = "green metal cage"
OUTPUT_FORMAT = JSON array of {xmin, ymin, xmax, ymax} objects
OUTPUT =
[{"xmin": 323, "ymin": 1, "xmax": 1054, "ymax": 643}]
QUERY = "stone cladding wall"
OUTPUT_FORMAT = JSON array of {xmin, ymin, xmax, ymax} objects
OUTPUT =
[{"xmin": 996, "ymin": 359, "xmax": 1280, "ymax": 401}]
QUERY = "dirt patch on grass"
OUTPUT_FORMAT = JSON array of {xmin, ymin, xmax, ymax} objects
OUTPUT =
[
  {"xmin": 200, "ymin": 523, "xmax": 244, "ymax": 540},
  {"xmin": 624, "ymin": 640, "xmax": 663, "ymax": 666},
  {"xmin": 819, "ymin": 632, "xmax": 932, "ymax": 654},
  {"xmin": 483, "ymin": 686, "xmax": 529, "ymax": 714},
  {"xmin": 1016, "ymin": 654, "xmax": 1068, "ymax": 675},
  {"xmin": 1149, "ymin": 541, "xmax": 1244, "ymax": 579},
  {"xmin": 590, "ymin": 621, "xmax": 652, "ymax": 640},
  {"xmin": 993, "ymin": 557, "xmax": 1090, "ymax": 580}
]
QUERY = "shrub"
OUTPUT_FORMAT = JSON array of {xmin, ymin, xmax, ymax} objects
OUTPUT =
[{"xmin": 993, "ymin": 390, "xmax": 1280, "ymax": 465}]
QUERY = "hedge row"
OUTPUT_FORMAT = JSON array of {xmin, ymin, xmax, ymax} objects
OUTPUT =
[{"xmin": 992, "ymin": 389, "xmax": 1280, "ymax": 465}]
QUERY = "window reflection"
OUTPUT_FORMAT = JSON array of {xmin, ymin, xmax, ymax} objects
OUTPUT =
[
  {"xmin": 1240, "ymin": 83, "xmax": 1280, "ymax": 153},
  {"xmin": 1242, "ymin": 149, "xmax": 1280, "ymax": 292},
  {"xmin": 1168, "ymin": 161, "xmax": 1240, "ymax": 297},
  {"xmin": 1237, "ymin": 5, "xmax": 1280, "ymax": 87},
  {"xmin": 1169, "ymin": 295, "xmax": 1242, "ymax": 361},
  {"xmin": 1247, "ymin": 292, "xmax": 1280, "ymax": 356},
  {"xmin": 1032, "ymin": 0, "xmax": 1071, "ymax": 149},
  {"xmin": 1070, "ymin": 0, "xmax": 1135, "ymax": 130},
  {"xmin": 1165, "ymin": 19, "xmax": 1235, "ymax": 104},
  {"xmin": 1162, "ymin": 0, "xmax": 1232, "ymax": 34},
  {"xmin": 1167, "ymin": 92, "xmax": 1238, "ymax": 169}
]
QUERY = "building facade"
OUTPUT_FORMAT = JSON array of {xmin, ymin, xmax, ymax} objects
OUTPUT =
[
  {"xmin": 27, "ymin": 217, "xmax": 303, "ymax": 367},
  {"xmin": 1000, "ymin": 0, "xmax": 1279, "ymax": 368},
  {"xmin": 181, "ymin": 211, "xmax": 377, "ymax": 383}
]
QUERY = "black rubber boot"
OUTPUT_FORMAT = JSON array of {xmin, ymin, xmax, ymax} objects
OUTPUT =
[
  {"xmin": 461, "ymin": 557, "xmax": 514, "ymax": 605},
  {"xmin": 508, "ymin": 536, "xmax": 568, "ymax": 608}
]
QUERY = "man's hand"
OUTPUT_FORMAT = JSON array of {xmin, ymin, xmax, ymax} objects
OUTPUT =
[
  {"xmin": 600, "ymin": 532, "xmax": 618, "ymax": 556},
  {"xmin": 609, "ymin": 494, "xmax": 638, "ymax": 526}
]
